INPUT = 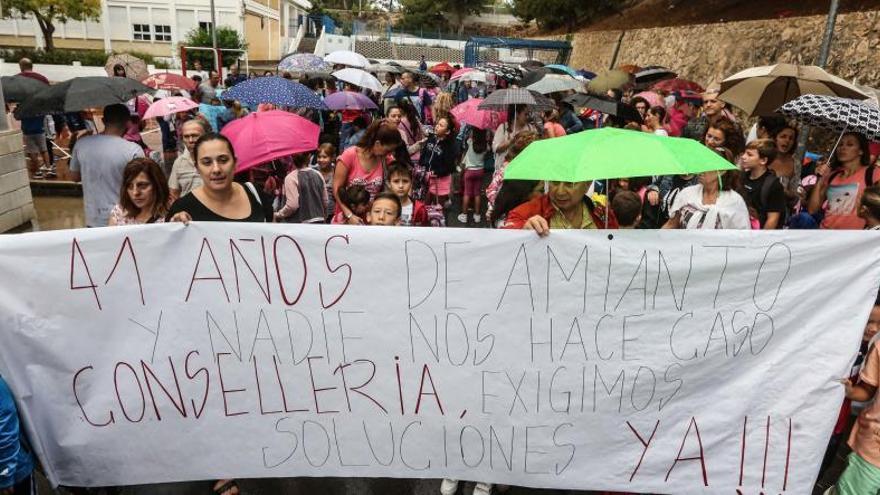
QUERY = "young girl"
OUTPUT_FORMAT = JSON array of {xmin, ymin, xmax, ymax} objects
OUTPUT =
[
  {"xmin": 642, "ymin": 106, "xmax": 668, "ymax": 136},
  {"xmin": 833, "ymin": 294, "xmax": 880, "ymax": 495},
  {"xmin": 543, "ymin": 108, "xmax": 566, "ymax": 138},
  {"xmin": 274, "ymin": 153, "xmax": 328, "ymax": 223},
  {"xmin": 459, "ymin": 127, "xmax": 490, "ymax": 224},
  {"xmin": 313, "ymin": 143, "xmax": 337, "ymax": 222},
  {"xmin": 331, "ymin": 184, "xmax": 370, "ymax": 224},
  {"xmin": 420, "ymin": 115, "xmax": 458, "ymax": 208},
  {"xmin": 386, "ymin": 163, "xmax": 428, "ymax": 226}
]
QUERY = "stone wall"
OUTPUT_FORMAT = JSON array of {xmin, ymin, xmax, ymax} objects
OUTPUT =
[
  {"xmin": 0, "ymin": 129, "xmax": 34, "ymax": 232},
  {"xmin": 562, "ymin": 10, "xmax": 880, "ymax": 88}
]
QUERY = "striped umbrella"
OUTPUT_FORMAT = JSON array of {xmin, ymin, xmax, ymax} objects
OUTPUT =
[
  {"xmin": 477, "ymin": 88, "xmax": 554, "ymax": 110},
  {"xmin": 221, "ymin": 76, "xmax": 326, "ymax": 109}
]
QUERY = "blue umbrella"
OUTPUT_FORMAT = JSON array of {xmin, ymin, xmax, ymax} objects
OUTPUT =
[
  {"xmin": 577, "ymin": 69, "xmax": 597, "ymax": 80},
  {"xmin": 546, "ymin": 64, "xmax": 578, "ymax": 78},
  {"xmin": 221, "ymin": 76, "xmax": 326, "ymax": 109}
]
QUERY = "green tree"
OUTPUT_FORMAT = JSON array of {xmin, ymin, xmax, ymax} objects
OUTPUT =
[
  {"xmin": 0, "ymin": 0, "xmax": 100, "ymax": 51},
  {"xmin": 399, "ymin": 0, "xmax": 484, "ymax": 35},
  {"xmin": 511, "ymin": 0, "xmax": 623, "ymax": 31},
  {"xmin": 180, "ymin": 27, "xmax": 248, "ymax": 70}
]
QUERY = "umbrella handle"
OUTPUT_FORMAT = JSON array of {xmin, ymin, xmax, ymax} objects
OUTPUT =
[{"xmin": 826, "ymin": 130, "xmax": 846, "ymax": 164}]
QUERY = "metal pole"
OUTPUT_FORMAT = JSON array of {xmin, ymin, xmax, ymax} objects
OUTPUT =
[
  {"xmin": 794, "ymin": 0, "xmax": 840, "ymax": 180},
  {"xmin": 209, "ymin": 0, "xmax": 219, "ymax": 72}
]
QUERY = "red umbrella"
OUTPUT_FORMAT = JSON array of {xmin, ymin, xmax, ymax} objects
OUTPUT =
[
  {"xmin": 651, "ymin": 78, "xmax": 705, "ymax": 94},
  {"xmin": 429, "ymin": 62, "xmax": 455, "ymax": 75},
  {"xmin": 141, "ymin": 72, "xmax": 196, "ymax": 91},
  {"xmin": 450, "ymin": 98, "xmax": 507, "ymax": 130},
  {"xmin": 220, "ymin": 110, "xmax": 319, "ymax": 173}
]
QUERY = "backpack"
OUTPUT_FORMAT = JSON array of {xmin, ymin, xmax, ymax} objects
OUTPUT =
[{"xmin": 756, "ymin": 171, "xmax": 788, "ymax": 228}]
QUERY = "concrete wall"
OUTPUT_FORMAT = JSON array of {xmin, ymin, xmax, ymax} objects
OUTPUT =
[
  {"xmin": 561, "ymin": 10, "xmax": 880, "ymax": 88},
  {"xmin": 0, "ymin": 129, "xmax": 34, "ymax": 233}
]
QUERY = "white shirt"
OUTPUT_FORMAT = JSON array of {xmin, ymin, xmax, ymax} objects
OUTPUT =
[
  {"xmin": 670, "ymin": 184, "xmax": 750, "ymax": 230},
  {"xmin": 70, "ymin": 134, "xmax": 144, "ymax": 227},
  {"xmin": 400, "ymin": 202, "xmax": 414, "ymax": 226}
]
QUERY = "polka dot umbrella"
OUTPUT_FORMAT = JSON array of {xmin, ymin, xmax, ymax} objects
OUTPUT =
[{"xmin": 221, "ymin": 76, "xmax": 326, "ymax": 109}]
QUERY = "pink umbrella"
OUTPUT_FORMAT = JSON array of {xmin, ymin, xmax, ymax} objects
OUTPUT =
[
  {"xmin": 450, "ymin": 98, "xmax": 507, "ymax": 130},
  {"xmin": 141, "ymin": 72, "xmax": 197, "ymax": 91},
  {"xmin": 143, "ymin": 96, "xmax": 198, "ymax": 120},
  {"xmin": 221, "ymin": 110, "xmax": 320, "ymax": 173},
  {"xmin": 450, "ymin": 68, "xmax": 474, "ymax": 80},
  {"xmin": 632, "ymin": 91, "xmax": 663, "ymax": 108}
]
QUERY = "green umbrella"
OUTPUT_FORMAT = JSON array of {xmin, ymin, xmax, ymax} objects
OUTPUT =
[{"xmin": 503, "ymin": 127, "xmax": 737, "ymax": 182}]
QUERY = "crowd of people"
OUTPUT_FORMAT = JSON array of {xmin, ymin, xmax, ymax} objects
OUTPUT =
[{"xmin": 4, "ymin": 54, "xmax": 880, "ymax": 495}]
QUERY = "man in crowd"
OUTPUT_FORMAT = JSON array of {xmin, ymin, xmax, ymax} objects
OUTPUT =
[
  {"xmin": 16, "ymin": 58, "xmax": 48, "ymax": 84},
  {"xmin": 69, "ymin": 104, "xmax": 145, "ymax": 227},
  {"xmin": 199, "ymin": 71, "xmax": 221, "ymax": 103},
  {"xmin": 418, "ymin": 54, "xmax": 427, "ymax": 71},
  {"xmin": 224, "ymin": 65, "xmax": 247, "ymax": 88},
  {"xmin": 399, "ymin": 70, "xmax": 432, "ymax": 121},
  {"xmin": 682, "ymin": 86, "xmax": 731, "ymax": 140},
  {"xmin": 666, "ymin": 90, "xmax": 703, "ymax": 137}
]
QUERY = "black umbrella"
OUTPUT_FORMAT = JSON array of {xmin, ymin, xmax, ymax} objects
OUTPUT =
[
  {"xmin": 519, "ymin": 67, "xmax": 550, "ymax": 87},
  {"xmin": 15, "ymin": 76, "xmax": 154, "ymax": 118},
  {"xmin": 779, "ymin": 94, "xmax": 880, "ymax": 141},
  {"xmin": 634, "ymin": 66, "xmax": 677, "ymax": 86},
  {"xmin": 1, "ymin": 75, "xmax": 48, "ymax": 103},
  {"xmin": 564, "ymin": 93, "xmax": 643, "ymax": 124},
  {"xmin": 520, "ymin": 60, "xmax": 545, "ymax": 69}
]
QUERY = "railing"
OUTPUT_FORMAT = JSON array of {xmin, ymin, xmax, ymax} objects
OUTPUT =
[{"xmin": 288, "ymin": 21, "xmax": 306, "ymax": 55}]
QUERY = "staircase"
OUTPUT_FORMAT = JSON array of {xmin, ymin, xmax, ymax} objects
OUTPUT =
[{"xmin": 297, "ymin": 37, "xmax": 318, "ymax": 54}]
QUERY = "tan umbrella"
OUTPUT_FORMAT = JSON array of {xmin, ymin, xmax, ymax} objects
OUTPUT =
[
  {"xmin": 587, "ymin": 69, "xmax": 632, "ymax": 95},
  {"xmin": 105, "ymin": 53, "xmax": 149, "ymax": 81},
  {"xmin": 717, "ymin": 63, "xmax": 870, "ymax": 116}
]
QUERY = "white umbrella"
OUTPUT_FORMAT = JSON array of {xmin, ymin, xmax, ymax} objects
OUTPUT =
[
  {"xmin": 332, "ymin": 68, "xmax": 383, "ymax": 92},
  {"xmin": 454, "ymin": 71, "xmax": 487, "ymax": 83},
  {"xmin": 526, "ymin": 74, "xmax": 584, "ymax": 95},
  {"xmin": 324, "ymin": 50, "xmax": 369, "ymax": 69}
]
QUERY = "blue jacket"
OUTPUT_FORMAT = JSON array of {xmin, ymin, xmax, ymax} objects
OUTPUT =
[{"xmin": 0, "ymin": 376, "xmax": 33, "ymax": 489}]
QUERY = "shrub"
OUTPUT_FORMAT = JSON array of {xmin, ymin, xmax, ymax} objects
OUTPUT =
[{"xmin": 0, "ymin": 47, "xmax": 170, "ymax": 68}]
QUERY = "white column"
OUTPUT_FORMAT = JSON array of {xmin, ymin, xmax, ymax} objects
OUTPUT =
[
  {"xmin": 169, "ymin": 0, "xmax": 180, "ymax": 61},
  {"xmin": 101, "ymin": 0, "xmax": 112, "ymax": 52}
]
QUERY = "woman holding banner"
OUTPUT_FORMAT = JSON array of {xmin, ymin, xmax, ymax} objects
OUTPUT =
[
  {"xmin": 167, "ymin": 134, "xmax": 273, "ymax": 223},
  {"xmin": 108, "ymin": 158, "xmax": 169, "ymax": 226}
]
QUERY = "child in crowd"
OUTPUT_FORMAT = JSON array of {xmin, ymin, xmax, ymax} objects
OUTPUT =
[
  {"xmin": 386, "ymin": 163, "xmax": 428, "ymax": 226},
  {"xmin": 274, "ymin": 153, "xmax": 328, "ymax": 223},
  {"xmin": 366, "ymin": 192, "xmax": 401, "ymax": 226},
  {"xmin": 831, "ymin": 294, "xmax": 880, "ymax": 495},
  {"xmin": 459, "ymin": 127, "xmax": 489, "ymax": 225},
  {"xmin": 611, "ymin": 190, "xmax": 642, "ymax": 229},
  {"xmin": 740, "ymin": 138, "xmax": 786, "ymax": 229},
  {"xmin": 344, "ymin": 116, "xmax": 369, "ymax": 151},
  {"xmin": 313, "ymin": 143, "xmax": 337, "ymax": 222},
  {"xmin": 0, "ymin": 375, "xmax": 34, "ymax": 494},
  {"xmin": 331, "ymin": 184, "xmax": 370, "ymax": 224},
  {"xmin": 420, "ymin": 115, "xmax": 458, "ymax": 208}
]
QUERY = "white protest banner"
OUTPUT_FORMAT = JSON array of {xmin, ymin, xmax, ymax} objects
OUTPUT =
[{"xmin": 0, "ymin": 224, "xmax": 878, "ymax": 493}]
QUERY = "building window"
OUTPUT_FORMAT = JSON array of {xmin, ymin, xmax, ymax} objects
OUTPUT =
[
  {"xmin": 199, "ymin": 21, "xmax": 213, "ymax": 33},
  {"xmin": 132, "ymin": 24, "xmax": 151, "ymax": 41},
  {"xmin": 154, "ymin": 24, "xmax": 171, "ymax": 41}
]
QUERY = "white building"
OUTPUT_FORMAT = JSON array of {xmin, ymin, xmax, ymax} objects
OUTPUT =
[{"xmin": 0, "ymin": 0, "xmax": 312, "ymax": 64}]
